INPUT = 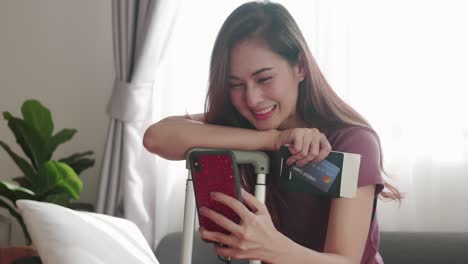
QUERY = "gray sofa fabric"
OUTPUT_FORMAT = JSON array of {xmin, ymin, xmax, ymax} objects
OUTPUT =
[
  {"xmin": 380, "ymin": 232, "xmax": 468, "ymax": 264},
  {"xmin": 156, "ymin": 232, "xmax": 468, "ymax": 264},
  {"xmin": 156, "ymin": 232, "xmax": 247, "ymax": 264}
]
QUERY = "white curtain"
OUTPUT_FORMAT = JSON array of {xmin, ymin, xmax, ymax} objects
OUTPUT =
[
  {"xmin": 294, "ymin": 0, "xmax": 468, "ymax": 232},
  {"xmin": 346, "ymin": 0, "xmax": 468, "ymax": 232},
  {"xmin": 144, "ymin": 0, "xmax": 253, "ymax": 248},
  {"xmin": 148, "ymin": 0, "xmax": 468, "ymax": 240},
  {"xmin": 96, "ymin": 0, "xmax": 181, "ymax": 250}
]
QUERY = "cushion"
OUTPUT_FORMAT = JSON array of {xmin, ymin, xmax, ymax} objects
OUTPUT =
[{"xmin": 16, "ymin": 200, "xmax": 159, "ymax": 264}]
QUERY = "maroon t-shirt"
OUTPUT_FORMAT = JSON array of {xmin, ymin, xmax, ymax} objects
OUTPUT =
[{"xmin": 275, "ymin": 126, "xmax": 385, "ymax": 264}]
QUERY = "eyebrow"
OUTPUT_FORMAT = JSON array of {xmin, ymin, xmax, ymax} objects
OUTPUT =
[{"xmin": 229, "ymin": 67, "xmax": 273, "ymax": 80}]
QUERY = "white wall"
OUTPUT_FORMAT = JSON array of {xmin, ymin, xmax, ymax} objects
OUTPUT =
[{"xmin": 0, "ymin": 0, "xmax": 114, "ymax": 245}]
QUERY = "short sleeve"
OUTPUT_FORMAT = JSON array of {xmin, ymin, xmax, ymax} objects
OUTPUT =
[{"xmin": 328, "ymin": 127, "xmax": 385, "ymax": 195}]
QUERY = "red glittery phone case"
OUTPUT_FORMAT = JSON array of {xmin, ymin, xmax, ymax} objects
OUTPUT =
[{"xmin": 189, "ymin": 149, "xmax": 242, "ymax": 241}]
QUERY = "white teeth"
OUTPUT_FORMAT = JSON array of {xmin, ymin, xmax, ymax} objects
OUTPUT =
[{"xmin": 254, "ymin": 105, "xmax": 275, "ymax": 114}]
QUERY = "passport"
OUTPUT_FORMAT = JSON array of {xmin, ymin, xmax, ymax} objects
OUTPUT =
[{"xmin": 277, "ymin": 146, "xmax": 361, "ymax": 198}]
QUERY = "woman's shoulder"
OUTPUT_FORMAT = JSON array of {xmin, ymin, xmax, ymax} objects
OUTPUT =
[{"xmin": 323, "ymin": 125, "xmax": 380, "ymax": 154}]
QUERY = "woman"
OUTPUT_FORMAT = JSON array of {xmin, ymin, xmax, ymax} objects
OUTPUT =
[{"xmin": 143, "ymin": 1, "xmax": 401, "ymax": 263}]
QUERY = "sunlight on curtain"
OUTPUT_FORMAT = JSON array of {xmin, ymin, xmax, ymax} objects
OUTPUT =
[
  {"xmin": 152, "ymin": 0, "xmax": 252, "ymax": 235},
  {"xmin": 349, "ymin": 0, "xmax": 468, "ymax": 232},
  {"xmin": 153, "ymin": 0, "xmax": 468, "ymax": 235}
]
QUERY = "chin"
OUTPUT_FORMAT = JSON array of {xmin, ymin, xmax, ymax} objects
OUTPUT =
[{"xmin": 254, "ymin": 126, "xmax": 273, "ymax": 131}]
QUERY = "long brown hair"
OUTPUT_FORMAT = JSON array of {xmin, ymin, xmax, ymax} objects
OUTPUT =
[{"xmin": 204, "ymin": 1, "xmax": 402, "ymax": 213}]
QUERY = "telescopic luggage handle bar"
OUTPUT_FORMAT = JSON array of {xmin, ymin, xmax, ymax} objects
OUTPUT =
[
  {"xmin": 181, "ymin": 148, "xmax": 270, "ymax": 264},
  {"xmin": 184, "ymin": 148, "xmax": 270, "ymax": 174}
]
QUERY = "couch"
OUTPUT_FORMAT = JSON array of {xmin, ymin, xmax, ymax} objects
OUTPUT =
[
  {"xmin": 379, "ymin": 232, "xmax": 468, "ymax": 264},
  {"xmin": 15, "ymin": 200, "xmax": 468, "ymax": 264},
  {"xmin": 156, "ymin": 231, "xmax": 468, "ymax": 264}
]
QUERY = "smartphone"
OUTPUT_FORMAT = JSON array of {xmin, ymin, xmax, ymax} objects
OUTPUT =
[{"xmin": 188, "ymin": 149, "xmax": 242, "ymax": 241}]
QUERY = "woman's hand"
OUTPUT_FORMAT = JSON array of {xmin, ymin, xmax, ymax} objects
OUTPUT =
[
  {"xmin": 272, "ymin": 128, "xmax": 332, "ymax": 166},
  {"xmin": 198, "ymin": 189, "xmax": 289, "ymax": 262}
]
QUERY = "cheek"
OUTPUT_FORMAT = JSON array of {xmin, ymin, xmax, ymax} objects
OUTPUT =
[
  {"xmin": 229, "ymin": 90, "xmax": 244, "ymax": 110},
  {"xmin": 274, "ymin": 81, "xmax": 298, "ymax": 108}
]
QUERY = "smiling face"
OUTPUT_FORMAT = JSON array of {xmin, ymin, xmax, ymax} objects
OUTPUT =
[{"xmin": 228, "ymin": 38, "xmax": 305, "ymax": 131}]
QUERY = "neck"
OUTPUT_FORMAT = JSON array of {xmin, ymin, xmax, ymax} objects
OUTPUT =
[{"xmin": 278, "ymin": 113, "xmax": 310, "ymax": 130}]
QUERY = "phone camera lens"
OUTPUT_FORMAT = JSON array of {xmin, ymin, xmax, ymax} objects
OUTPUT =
[{"xmin": 192, "ymin": 158, "xmax": 201, "ymax": 172}]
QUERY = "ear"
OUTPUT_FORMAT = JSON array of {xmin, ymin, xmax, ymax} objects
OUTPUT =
[{"xmin": 294, "ymin": 52, "xmax": 306, "ymax": 81}]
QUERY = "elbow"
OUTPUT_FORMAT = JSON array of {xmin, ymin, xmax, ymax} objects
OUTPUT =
[
  {"xmin": 143, "ymin": 125, "xmax": 158, "ymax": 154},
  {"xmin": 142, "ymin": 121, "xmax": 185, "ymax": 160}
]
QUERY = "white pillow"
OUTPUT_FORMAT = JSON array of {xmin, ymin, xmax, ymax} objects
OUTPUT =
[{"xmin": 17, "ymin": 200, "xmax": 159, "ymax": 264}]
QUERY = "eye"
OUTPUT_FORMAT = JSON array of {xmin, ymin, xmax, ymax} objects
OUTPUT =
[
  {"xmin": 258, "ymin": 77, "xmax": 272, "ymax": 83},
  {"xmin": 229, "ymin": 83, "xmax": 244, "ymax": 89}
]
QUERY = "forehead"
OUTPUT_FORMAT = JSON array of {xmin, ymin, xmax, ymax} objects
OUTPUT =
[{"xmin": 229, "ymin": 38, "xmax": 286, "ymax": 76}]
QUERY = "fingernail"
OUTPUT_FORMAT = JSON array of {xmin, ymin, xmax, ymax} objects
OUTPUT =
[
  {"xmin": 199, "ymin": 207, "xmax": 208, "ymax": 214},
  {"xmin": 210, "ymin": 192, "xmax": 216, "ymax": 199}
]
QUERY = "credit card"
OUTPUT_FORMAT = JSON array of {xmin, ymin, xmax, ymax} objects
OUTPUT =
[
  {"xmin": 279, "ymin": 146, "xmax": 341, "ymax": 193},
  {"xmin": 289, "ymin": 159, "xmax": 340, "ymax": 192}
]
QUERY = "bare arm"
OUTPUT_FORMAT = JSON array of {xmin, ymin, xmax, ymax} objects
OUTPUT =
[
  {"xmin": 199, "ymin": 185, "xmax": 375, "ymax": 264},
  {"xmin": 273, "ymin": 185, "xmax": 376, "ymax": 264},
  {"xmin": 143, "ymin": 113, "xmax": 278, "ymax": 160}
]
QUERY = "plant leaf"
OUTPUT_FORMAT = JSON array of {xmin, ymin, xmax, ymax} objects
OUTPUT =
[
  {"xmin": 58, "ymin": 151, "xmax": 94, "ymax": 162},
  {"xmin": 66, "ymin": 158, "xmax": 95, "ymax": 175},
  {"xmin": 3, "ymin": 111, "xmax": 13, "ymax": 120},
  {"xmin": 59, "ymin": 151, "xmax": 95, "ymax": 175},
  {"xmin": 21, "ymin": 100, "xmax": 54, "ymax": 141},
  {"xmin": 0, "ymin": 141, "xmax": 37, "ymax": 180},
  {"xmin": 12, "ymin": 176, "xmax": 33, "ymax": 189},
  {"xmin": 37, "ymin": 161, "xmax": 82, "ymax": 200},
  {"xmin": 0, "ymin": 181, "xmax": 35, "ymax": 203},
  {"xmin": 6, "ymin": 117, "xmax": 48, "ymax": 169},
  {"xmin": 0, "ymin": 198, "xmax": 32, "ymax": 245},
  {"xmin": 50, "ymin": 129, "xmax": 77, "ymax": 154}
]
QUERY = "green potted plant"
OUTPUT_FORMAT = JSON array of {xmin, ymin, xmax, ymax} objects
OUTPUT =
[{"xmin": 0, "ymin": 99, "xmax": 95, "ymax": 245}]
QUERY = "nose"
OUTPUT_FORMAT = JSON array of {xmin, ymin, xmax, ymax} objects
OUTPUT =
[{"xmin": 244, "ymin": 83, "xmax": 263, "ymax": 108}]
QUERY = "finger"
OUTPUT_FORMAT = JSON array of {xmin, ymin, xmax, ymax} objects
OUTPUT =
[
  {"xmin": 296, "ymin": 133, "xmax": 313, "ymax": 167},
  {"xmin": 210, "ymin": 192, "xmax": 252, "ymax": 221},
  {"xmin": 199, "ymin": 206, "xmax": 241, "ymax": 234},
  {"xmin": 312, "ymin": 133, "xmax": 332, "ymax": 162},
  {"xmin": 296, "ymin": 129, "xmax": 321, "ymax": 165},
  {"xmin": 287, "ymin": 137, "xmax": 303, "ymax": 165},
  {"xmin": 215, "ymin": 244, "xmax": 253, "ymax": 260},
  {"xmin": 307, "ymin": 133, "xmax": 321, "ymax": 161},
  {"xmin": 241, "ymin": 189, "xmax": 267, "ymax": 214},
  {"xmin": 199, "ymin": 227, "xmax": 238, "ymax": 247},
  {"xmin": 286, "ymin": 148, "xmax": 302, "ymax": 165},
  {"xmin": 214, "ymin": 244, "xmax": 239, "ymax": 259}
]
